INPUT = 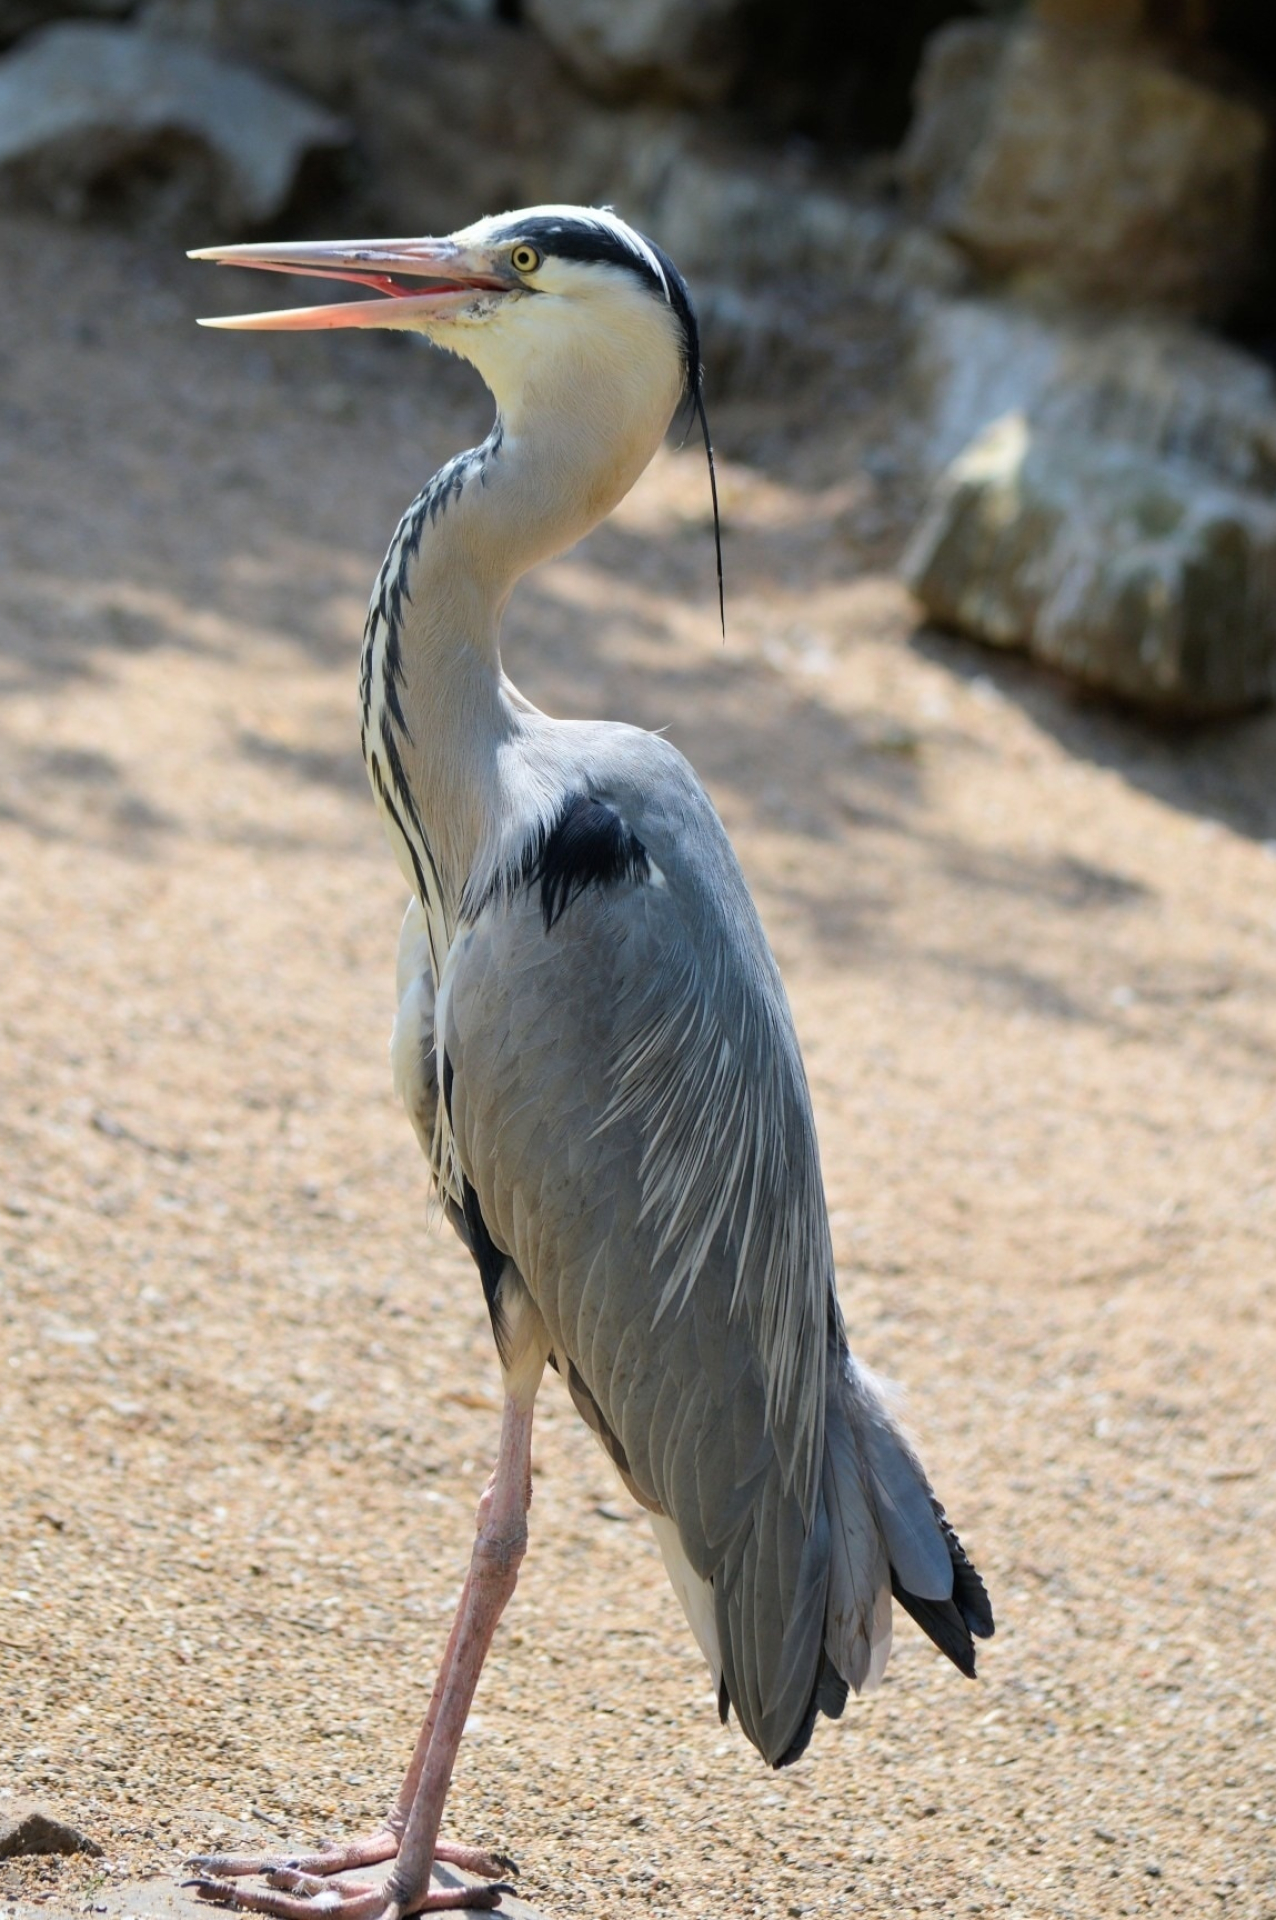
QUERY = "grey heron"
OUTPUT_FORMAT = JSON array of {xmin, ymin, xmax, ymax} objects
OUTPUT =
[{"xmin": 186, "ymin": 205, "xmax": 993, "ymax": 1920}]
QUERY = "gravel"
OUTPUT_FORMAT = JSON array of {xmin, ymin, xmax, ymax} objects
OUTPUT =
[{"xmin": 0, "ymin": 209, "xmax": 1273, "ymax": 1919}]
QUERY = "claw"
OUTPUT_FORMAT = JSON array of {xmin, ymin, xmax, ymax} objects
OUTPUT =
[
  {"xmin": 183, "ymin": 1877, "xmax": 261, "ymax": 1911},
  {"xmin": 435, "ymin": 1843, "xmax": 516, "ymax": 1880}
]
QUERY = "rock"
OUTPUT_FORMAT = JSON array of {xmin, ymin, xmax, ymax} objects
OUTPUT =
[
  {"xmin": 240, "ymin": 7, "xmax": 960, "ymax": 305},
  {"xmin": 350, "ymin": 16, "xmax": 604, "ymax": 237},
  {"xmin": 0, "ymin": 1, "xmax": 131, "ymax": 50},
  {"xmin": 133, "ymin": 2, "xmax": 967, "ymax": 318},
  {"xmin": 902, "ymin": 412, "xmax": 1276, "ymax": 715},
  {"xmin": 911, "ymin": 298, "xmax": 1276, "ymax": 488},
  {"xmin": 1032, "ymin": 0, "xmax": 1158, "ymax": 30},
  {"xmin": 0, "ymin": 1801, "xmax": 103, "ymax": 1859},
  {"xmin": 0, "ymin": 22, "xmax": 348, "ymax": 230},
  {"xmin": 133, "ymin": 8, "xmax": 598, "ymax": 234},
  {"xmin": 1031, "ymin": 0, "xmax": 1215, "ymax": 33},
  {"xmin": 692, "ymin": 281, "xmax": 838, "ymax": 398},
  {"xmin": 900, "ymin": 18, "xmax": 1270, "ymax": 320},
  {"xmin": 524, "ymin": 0, "xmax": 746, "ymax": 106},
  {"xmin": 904, "ymin": 298, "xmax": 1276, "ymax": 711},
  {"xmin": 897, "ymin": 19, "xmax": 1005, "ymax": 240},
  {"xmin": 137, "ymin": 0, "xmax": 401, "ymax": 108},
  {"xmin": 564, "ymin": 114, "xmax": 970, "ymax": 301}
]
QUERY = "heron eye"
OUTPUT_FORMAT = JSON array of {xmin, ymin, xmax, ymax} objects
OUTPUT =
[{"xmin": 510, "ymin": 244, "xmax": 541, "ymax": 275}]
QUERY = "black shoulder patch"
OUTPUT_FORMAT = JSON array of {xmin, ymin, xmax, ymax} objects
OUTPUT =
[{"xmin": 530, "ymin": 793, "xmax": 651, "ymax": 932}]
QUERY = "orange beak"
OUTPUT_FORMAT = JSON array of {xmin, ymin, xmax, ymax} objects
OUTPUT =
[{"xmin": 188, "ymin": 235, "xmax": 514, "ymax": 331}]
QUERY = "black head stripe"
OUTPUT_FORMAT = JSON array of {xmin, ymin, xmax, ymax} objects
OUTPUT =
[
  {"xmin": 648, "ymin": 234, "xmax": 702, "ymax": 401},
  {"xmin": 490, "ymin": 212, "xmax": 701, "ymax": 399}
]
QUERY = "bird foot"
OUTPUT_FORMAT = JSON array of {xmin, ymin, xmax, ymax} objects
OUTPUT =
[
  {"xmin": 185, "ymin": 1827, "xmax": 514, "ymax": 1918},
  {"xmin": 183, "ymin": 1871, "xmax": 510, "ymax": 1918}
]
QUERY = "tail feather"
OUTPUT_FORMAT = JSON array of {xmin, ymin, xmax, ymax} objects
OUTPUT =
[
  {"xmin": 826, "ymin": 1353, "xmax": 994, "ymax": 1691},
  {"xmin": 652, "ymin": 1341, "xmax": 993, "ymax": 1772},
  {"xmin": 822, "ymin": 1375, "xmax": 893, "ymax": 1696},
  {"xmin": 890, "ymin": 1571, "xmax": 976, "ymax": 1677},
  {"xmin": 935, "ymin": 1502, "xmax": 996, "ymax": 1640},
  {"xmin": 858, "ymin": 1394, "xmax": 955, "ymax": 1603}
]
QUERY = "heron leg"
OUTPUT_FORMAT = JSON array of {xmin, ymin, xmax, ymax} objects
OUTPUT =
[
  {"xmin": 187, "ymin": 1396, "xmax": 533, "ymax": 1919},
  {"xmin": 379, "ymin": 1394, "xmax": 533, "ymax": 1918},
  {"xmin": 186, "ymin": 1601, "xmax": 511, "ymax": 1889}
]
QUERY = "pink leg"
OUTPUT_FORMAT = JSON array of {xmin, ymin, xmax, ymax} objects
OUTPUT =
[
  {"xmin": 190, "ymin": 1574, "xmax": 510, "ymax": 1886},
  {"xmin": 382, "ymin": 1397, "xmax": 533, "ymax": 1917},
  {"xmin": 187, "ymin": 1397, "xmax": 534, "ymax": 1919}
]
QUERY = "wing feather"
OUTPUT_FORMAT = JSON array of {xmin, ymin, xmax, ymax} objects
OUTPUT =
[
  {"xmin": 399, "ymin": 752, "xmax": 992, "ymax": 1760},
  {"xmin": 439, "ymin": 793, "xmax": 836, "ymax": 1764}
]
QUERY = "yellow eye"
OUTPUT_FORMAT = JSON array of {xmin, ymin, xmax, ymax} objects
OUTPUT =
[{"xmin": 510, "ymin": 244, "xmax": 541, "ymax": 275}]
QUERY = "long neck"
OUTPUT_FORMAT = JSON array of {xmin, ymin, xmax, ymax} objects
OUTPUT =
[{"xmin": 361, "ymin": 354, "xmax": 680, "ymax": 932}]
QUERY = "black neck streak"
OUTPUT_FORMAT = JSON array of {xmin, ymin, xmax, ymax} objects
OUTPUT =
[
  {"xmin": 360, "ymin": 418, "xmax": 505, "ymax": 743},
  {"xmin": 360, "ymin": 420, "xmax": 508, "ymax": 919}
]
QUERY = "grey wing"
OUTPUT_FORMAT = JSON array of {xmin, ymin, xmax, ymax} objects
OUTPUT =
[
  {"xmin": 392, "ymin": 897, "xmax": 442, "ymax": 1161},
  {"xmin": 391, "ymin": 897, "xmax": 475, "ymax": 1250},
  {"xmin": 437, "ymin": 808, "xmax": 837, "ymax": 1766}
]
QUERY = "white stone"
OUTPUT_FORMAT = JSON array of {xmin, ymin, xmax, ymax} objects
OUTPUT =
[
  {"xmin": 0, "ymin": 21, "xmax": 347, "ymax": 228},
  {"xmin": 902, "ymin": 412, "xmax": 1276, "ymax": 715},
  {"xmin": 911, "ymin": 299, "xmax": 1276, "ymax": 490}
]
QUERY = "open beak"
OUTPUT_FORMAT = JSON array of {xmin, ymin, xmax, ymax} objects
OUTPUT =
[{"xmin": 187, "ymin": 235, "xmax": 512, "ymax": 331}]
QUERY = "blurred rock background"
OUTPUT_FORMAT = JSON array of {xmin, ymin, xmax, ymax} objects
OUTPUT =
[{"xmin": 2, "ymin": 0, "xmax": 1275, "ymax": 713}]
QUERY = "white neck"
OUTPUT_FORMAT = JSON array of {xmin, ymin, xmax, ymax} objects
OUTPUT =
[{"xmin": 362, "ymin": 324, "xmax": 684, "ymax": 926}]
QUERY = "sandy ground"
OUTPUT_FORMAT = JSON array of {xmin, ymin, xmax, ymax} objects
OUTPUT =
[{"xmin": 1, "ymin": 209, "xmax": 1274, "ymax": 1920}]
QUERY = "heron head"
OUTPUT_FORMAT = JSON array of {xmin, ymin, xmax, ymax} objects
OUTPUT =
[
  {"xmin": 191, "ymin": 205, "xmax": 697, "ymax": 417},
  {"xmin": 190, "ymin": 204, "xmax": 722, "ymax": 625}
]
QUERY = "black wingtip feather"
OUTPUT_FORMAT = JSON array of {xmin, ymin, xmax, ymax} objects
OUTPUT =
[
  {"xmin": 951, "ymin": 1546, "xmax": 996, "ymax": 1643},
  {"xmin": 774, "ymin": 1695, "xmax": 820, "ymax": 1770},
  {"xmin": 890, "ymin": 1571, "xmax": 980, "ymax": 1678},
  {"xmin": 890, "ymin": 1505, "xmax": 994, "ymax": 1678},
  {"xmin": 935, "ymin": 1505, "xmax": 995, "ymax": 1641}
]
